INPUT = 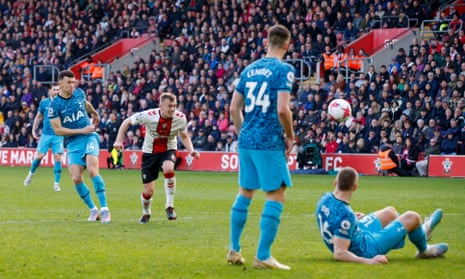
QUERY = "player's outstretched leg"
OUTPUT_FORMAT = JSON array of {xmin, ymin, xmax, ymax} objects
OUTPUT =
[
  {"xmin": 24, "ymin": 172, "xmax": 34, "ymax": 186},
  {"xmin": 423, "ymin": 208, "xmax": 443, "ymax": 241},
  {"xmin": 416, "ymin": 243, "xmax": 449, "ymax": 258},
  {"xmin": 24, "ymin": 158, "xmax": 42, "ymax": 186}
]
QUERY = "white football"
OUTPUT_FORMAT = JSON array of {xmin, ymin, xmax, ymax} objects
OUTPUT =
[{"xmin": 328, "ymin": 99, "xmax": 352, "ymax": 122}]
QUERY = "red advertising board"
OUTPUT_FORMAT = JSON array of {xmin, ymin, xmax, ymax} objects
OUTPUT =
[
  {"xmin": 1, "ymin": 148, "xmax": 464, "ymax": 177},
  {"xmin": 427, "ymin": 155, "xmax": 465, "ymax": 178}
]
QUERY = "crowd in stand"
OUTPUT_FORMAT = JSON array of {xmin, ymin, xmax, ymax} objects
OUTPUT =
[{"xmin": 2, "ymin": 0, "xmax": 465, "ymax": 164}]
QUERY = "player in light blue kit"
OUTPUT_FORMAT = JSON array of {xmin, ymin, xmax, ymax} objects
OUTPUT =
[
  {"xmin": 24, "ymin": 84, "xmax": 63, "ymax": 191},
  {"xmin": 227, "ymin": 24, "xmax": 295, "ymax": 270},
  {"xmin": 49, "ymin": 70, "xmax": 111, "ymax": 223},
  {"xmin": 315, "ymin": 167, "xmax": 448, "ymax": 264}
]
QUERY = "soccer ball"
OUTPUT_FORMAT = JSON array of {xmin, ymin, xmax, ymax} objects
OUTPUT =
[{"xmin": 328, "ymin": 99, "xmax": 352, "ymax": 122}]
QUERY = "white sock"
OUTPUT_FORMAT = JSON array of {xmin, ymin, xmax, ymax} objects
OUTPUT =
[
  {"xmin": 141, "ymin": 193, "xmax": 153, "ymax": 215},
  {"xmin": 164, "ymin": 176, "xmax": 176, "ymax": 208}
]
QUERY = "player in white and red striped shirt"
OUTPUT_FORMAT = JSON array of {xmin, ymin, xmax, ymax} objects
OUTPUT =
[{"xmin": 114, "ymin": 93, "xmax": 199, "ymax": 223}]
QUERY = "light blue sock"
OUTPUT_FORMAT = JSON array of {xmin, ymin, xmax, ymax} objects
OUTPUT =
[
  {"xmin": 408, "ymin": 226, "xmax": 428, "ymax": 252},
  {"xmin": 30, "ymin": 159, "xmax": 41, "ymax": 174},
  {"xmin": 75, "ymin": 183, "xmax": 96, "ymax": 209},
  {"xmin": 257, "ymin": 200, "xmax": 283, "ymax": 261},
  {"xmin": 230, "ymin": 194, "xmax": 251, "ymax": 252},
  {"xmin": 53, "ymin": 161, "xmax": 62, "ymax": 184},
  {"xmin": 92, "ymin": 175, "xmax": 108, "ymax": 208}
]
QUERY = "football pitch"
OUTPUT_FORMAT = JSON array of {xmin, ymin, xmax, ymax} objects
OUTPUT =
[{"xmin": 0, "ymin": 166, "xmax": 464, "ymax": 278}]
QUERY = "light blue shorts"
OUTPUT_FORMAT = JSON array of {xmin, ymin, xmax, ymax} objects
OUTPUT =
[
  {"xmin": 37, "ymin": 134, "xmax": 64, "ymax": 155},
  {"xmin": 238, "ymin": 148, "xmax": 292, "ymax": 192},
  {"xmin": 66, "ymin": 133, "xmax": 100, "ymax": 167},
  {"xmin": 359, "ymin": 214, "xmax": 406, "ymax": 257}
]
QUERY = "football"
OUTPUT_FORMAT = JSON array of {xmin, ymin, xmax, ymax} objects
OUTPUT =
[{"xmin": 328, "ymin": 99, "xmax": 352, "ymax": 122}]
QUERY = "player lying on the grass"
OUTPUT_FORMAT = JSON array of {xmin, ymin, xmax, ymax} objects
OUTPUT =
[{"xmin": 315, "ymin": 166, "xmax": 448, "ymax": 264}]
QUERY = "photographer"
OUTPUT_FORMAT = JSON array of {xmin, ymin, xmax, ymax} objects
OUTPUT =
[{"xmin": 297, "ymin": 138, "xmax": 322, "ymax": 169}]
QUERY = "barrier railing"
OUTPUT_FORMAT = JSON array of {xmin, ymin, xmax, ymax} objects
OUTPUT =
[
  {"xmin": 315, "ymin": 56, "xmax": 373, "ymax": 84},
  {"xmin": 32, "ymin": 65, "xmax": 61, "ymax": 85},
  {"xmin": 372, "ymin": 15, "xmax": 418, "ymax": 29}
]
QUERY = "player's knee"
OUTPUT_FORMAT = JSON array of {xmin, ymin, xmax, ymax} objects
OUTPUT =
[
  {"xmin": 162, "ymin": 165, "xmax": 175, "ymax": 174},
  {"xmin": 87, "ymin": 169, "xmax": 99, "ymax": 178},
  {"xmin": 384, "ymin": 206, "xmax": 398, "ymax": 218},
  {"xmin": 71, "ymin": 175, "xmax": 83, "ymax": 185},
  {"xmin": 143, "ymin": 184, "xmax": 155, "ymax": 196},
  {"xmin": 53, "ymin": 154, "xmax": 62, "ymax": 162},
  {"xmin": 36, "ymin": 153, "xmax": 45, "ymax": 160},
  {"xmin": 404, "ymin": 211, "xmax": 421, "ymax": 225}
]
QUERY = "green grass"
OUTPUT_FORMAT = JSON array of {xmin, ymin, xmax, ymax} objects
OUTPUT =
[{"xmin": 0, "ymin": 167, "xmax": 464, "ymax": 278}]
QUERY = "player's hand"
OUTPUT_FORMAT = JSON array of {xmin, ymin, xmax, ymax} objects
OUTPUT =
[
  {"xmin": 113, "ymin": 141, "xmax": 124, "ymax": 151},
  {"xmin": 92, "ymin": 115, "xmax": 100, "ymax": 127},
  {"xmin": 369, "ymin": 255, "xmax": 388, "ymax": 264},
  {"xmin": 32, "ymin": 131, "xmax": 40, "ymax": 140},
  {"xmin": 82, "ymin": 125, "xmax": 96, "ymax": 134},
  {"xmin": 284, "ymin": 137, "xmax": 294, "ymax": 156},
  {"xmin": 190, "ymin": 150, "xmax": 200, "ymax": 159}
]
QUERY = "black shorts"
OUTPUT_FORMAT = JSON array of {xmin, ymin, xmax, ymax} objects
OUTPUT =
[{"xmin": 141, "ymin": 150, "xmax": 177, "ymax": 184}]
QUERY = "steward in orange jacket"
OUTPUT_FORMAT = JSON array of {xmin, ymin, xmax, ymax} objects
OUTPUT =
[{"xmin": 378, "ymin": 144, "xmax": 410, "ymax": 176}]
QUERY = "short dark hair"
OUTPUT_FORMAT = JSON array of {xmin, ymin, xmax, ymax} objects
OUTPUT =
[
  {"xmin": 336, "ymin": 167, "xmax": 358, "ymax": 191},
  {"xmin": 267, "ymin": 24, "xmax": 290, "ymax": 49},
  {"xmin": 58, "ymin": 70, "xmax": 75, "ymax": 80}
]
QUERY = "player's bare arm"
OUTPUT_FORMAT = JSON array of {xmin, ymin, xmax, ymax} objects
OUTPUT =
[
  {"xmin": 85, "ymin": 101, "xmax": 100, "ymax": 127},
  {"xmin": 333, "ymin": 237, "xmax": 388, "ymax": 264},
  {"xmin": 50, "ymin": 117, "xmax": 95, "ymax": 136},
  {"xmin": 179, "ymin": 130, "xmax": 200, "ymax": 159},
  {"xmin": 113, "ymin": 117, "xmax": 132, "ymax": 150},
  {"xmin": 32, "ymin": 112, "xmax": 44, "ymax": 139},
  {"xmin": 230, "ymin": 90, "xmax": 244, "ymax": 134},
  {"xmin": 277, "ymin": 91, "xmax": 294, "ymax": 154}
]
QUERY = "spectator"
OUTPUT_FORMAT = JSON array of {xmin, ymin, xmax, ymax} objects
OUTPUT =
[
  {"xmin": 416, "ymin": 138, "xmax": 441, "ymax": 176},
  {"xmin": 224, "ymin": 135, "xmax": 238, "ymax": 153},
  {"xmin": 440, "ymin": 130, "xmax": 458, "ymax": 155},
  {"xmin": 192, "ymin": 128, "xmax": 207, "ymax": 151},
  {"xmin": 355, "ymin": 138, "xmax": 370, "ymax": 153},
  {"xmin": 204, "ymin": 134, "xmax": 217, "ymax": 151},
  {"xmin": 378, "ymin": 143, "xmax": 410, "ymax": 176},
  {"xmin": 324, "ymin": 131, "xmax": 339, "ymax": 153},
  {"xmin": 399, "ymin": 137, "xmax": 420, "ymax": 176},
  {"xmin": 392, "ymin": 135, "xmax": 404, "ymax": 155},
  {"xmin": 343, "ymin": 21, "xmax": 358, "ymax": 42}
]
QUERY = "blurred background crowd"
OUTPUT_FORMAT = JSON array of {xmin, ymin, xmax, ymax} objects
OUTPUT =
[{"xmin": 1, "ymin": 0, "xmax": 464, "ymax": 163}]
